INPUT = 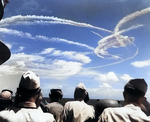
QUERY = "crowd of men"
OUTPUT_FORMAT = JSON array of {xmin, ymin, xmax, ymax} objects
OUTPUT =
[
  {"xmin": 0, "ymin": 70, "xmax": 150, "ymax": 122},
  {"xmin": 1, "ymin": 0, "xmax": 150, "ymax": 122}
]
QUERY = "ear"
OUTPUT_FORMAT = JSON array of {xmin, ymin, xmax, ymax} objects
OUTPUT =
[{"xmin": 141, "ymin": 96, "xmax": 146, "ymax": 103}]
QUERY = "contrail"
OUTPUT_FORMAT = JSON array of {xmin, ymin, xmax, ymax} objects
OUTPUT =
[
  {"xmin": 94, "ymin": 24, "xmax": 142, "ymax": 59},
  {"xmin": 91, "ymin": 31, "xmax": 103, "ymax": 38},
  {"xmin": 112, "ymin": 7, "xmax": 150, "ymax": 54},
  {"xmin": 85, "ymin": 48, "xmax": 138, "ymax": 69},
  {"xmin": 114, "ymin": 7, "xmax": 150, "ymax": 32},
  {"xmin": 87, "ymin": 6, "xmax": 149, "ymax": 68},
  {"xmin": 0, "ymin": 15, "xmax": 113, "ymax": 33}
]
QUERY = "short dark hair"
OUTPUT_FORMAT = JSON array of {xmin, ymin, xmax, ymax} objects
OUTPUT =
[
  {"xmin": 74, "ymin": 88, "xmax": 87, "ymax": 100},
  {"xmin": 15, "ymin": 87, "xmax": 41, "ymax": 102},
  {"xmin": 124, "ymin": 78, "xmax": 147, "ymax": 98},
  {"xmin": 49, "ymin": 89, "xmax": 63, "ymax": 100},
  {"xmin": 124, "ymin": 85, "xmax": 145, "ymax": 97}
]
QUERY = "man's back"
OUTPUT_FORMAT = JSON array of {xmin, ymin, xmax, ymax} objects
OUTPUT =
[
  {"xmin": 62, "ymin": 100, "xmax": 95, "ymax": 122},
  {"xmin": 46, "ymin": 102, "xmax": 63, "ymax": 122},
  {"xmin": 0, "ymin": 107, "xmax": 55, "ymax": 122},
  {"xmin": 98, "ymin": 104, "xmax": 150, "ymax": 122}
]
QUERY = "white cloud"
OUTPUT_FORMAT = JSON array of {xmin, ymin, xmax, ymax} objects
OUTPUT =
[
  {"xmin": 51, "ymin": 50, "xmax": 91, "ymax": 64},
  {"xmin": 61, "ymin": 51, "xmax": 91, "ymax": 64},
  {"xmin": 35, "ymin": 35, "xmax": 50, "ymax": 41},
  {"xmin": 10, "ymin": 53, "xmax": 45, "ymax": 62},
  {"xmin": 131, "ymin": 60, "xmax": 150, "ymax": 67},
  {"xmin": 0, "ymin": 72, "xmax": 21, "ymax": 94},
  {"xmin": 51, "ymin": 60, "xmax": 83, "ymax": 77},
  {"xmin": 19, "ymin": 46, "xmax": 25, "ymax": 51},
  {"xmin": 120, "ymin": 74, "xmax": 133, "ymax": 82},
  {"xmin": 79, "ymin": 70, "xmax": 120, "ymax": 84},
  {"xmin": 87, "ymin": 87, "xmax": 123, "ymax": 100},
  {"xmin": 0, "ymin": 28, "xmax": 34, "ymax": 39},
  {"xmin": 16, "ymin": 61, "xmax": 26, "ymax": 67},
  {"xmin": 40, "ymin": 48, "xmax": 55, "ymax": 54},
  {"xmin": 2, "ymin": 53, "xmax": 84, "ymax": 79},
  {"xmin": 0, "ymin": 65, "xmax": 21, "ymax": 76},
  {"xmin": 40, "ymin": 48, "xmax": 91, "ymax": 64},
  {"xmin": 5, "ymin": 43, "xmax": 12, "ymax": 49},
  {"xmin": 13, "ymin": 46, "xmax": 25, "ymax": 52},
  {"xmin": 99, "ymin": 83, "xmax": 112, "ymax": 88},
  {"xmin": 97, "ymin": 72, "xmax": 119, "ymax": 83},
  {"xmin": 52, "ymin": 50, "xmax": 61, "ymax": 55}
]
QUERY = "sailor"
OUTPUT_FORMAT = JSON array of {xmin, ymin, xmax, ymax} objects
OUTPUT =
[
  {"xmin": 60, "ymin": 83, "xmax": 95, "ymax": 122},
  {"xmin": 46, "ymin": 89, "xmax": 63, "ymax": 122},
  {"xmin": 98, "ymin": 78, "xmax": 150, "ymax": 122},
  {"xmin": 0, "ymin": 89, "xmax": 13, "ymax": 111},
  {"xmin": 0, "ymin": 70, "xmax": 56, "ymax": 122}
]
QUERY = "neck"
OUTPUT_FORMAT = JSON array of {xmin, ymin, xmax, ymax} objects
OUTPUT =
[
  {"xmin": 125, "ymin": 102, "xmax": 141, "ymax": 107},
  {"xmin": 18, "ymin": 101, "xmax": 37, "ymax": 108},
  {"xmin": 75, "ymin": 98, "xmax": 84, "ymax": 101}
]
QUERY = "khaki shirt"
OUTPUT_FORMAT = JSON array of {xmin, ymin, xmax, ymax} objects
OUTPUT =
[
  {"xmin": 0, "ymin": 102, "xmax": 55, "ymax": 122},
  {"xmin": 98, "ymin": 104, "xmax": 150, "ymax": 122},
  {"xmin": 46, "ymin": 102, "xmax": 63, "ymax": 122},
  {"xmin": 61, "ymin": 100, "xmax": 95, "ymax": 122}
]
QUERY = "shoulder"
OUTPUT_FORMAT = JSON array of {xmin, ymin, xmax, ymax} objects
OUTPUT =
[
  {"xmin": 0, "ymin": 109, "xmax": 16, "ymax": 116},
  {"xmin": 47, "ymin": 102, "xmax": 63, "ymax": 107},
  {"xmin": 64, "ymin": 101, "xmax": 94, "ymax": 113},
  {"xmin": 19, "ymin": 109, "xmax": 56, "ymax": 122},
  {"xmin": 103, "ymin": 107, "xmax": 122, "ymax": 114},
  {"xmin": 0, "ymin": 110, "xmax": 21, "ymax": 122},
  {"xmin": 43, "ymin": 113, "xmax": 56, "ymax": 122},
  {"xmin": 65, "ymin": 101, "xmax": 81, "ymax": 105},
  {"xmin": 0, "ymin": 110, "xmax": 10, "ymax": 120},
  {"xmin": 98, "ymin": 107, "xmax": 119, "ymax": 122},
  {"xmin": 0, "ymin": 109, "xmax": 55, "ymax": 122},
  {"xmin": 64, "ymin": 101, "xmax": 81, "ymax": 108},
  {"xmin": 46, "ymin": 102, "xmax": 63, "ymax": 111}
]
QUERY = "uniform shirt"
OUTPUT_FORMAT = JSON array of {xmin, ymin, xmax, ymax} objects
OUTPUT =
[
  {"xmin": 0, "ymin": 102, "xmax": 55, "ymax": 122},
  {"xmin": 46, "ymin": 102, "xmax": 63, "ymax": 122},
  {"xmin": 98, "ymin": 104, "xmax": 150, "ymax": 122},
  {"xmin": 61, "ymin": 100, "xmax": 95, "ymax": 122}
]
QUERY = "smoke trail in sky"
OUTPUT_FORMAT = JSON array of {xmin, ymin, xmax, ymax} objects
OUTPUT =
[
  {"xmin": 0, "ymin": 15, "xmax": 112, "ymax": 33},
  {"xmin": 94, "ymin": 24, "xmax": 143, "ymax": 59},
  {"xmin": 114, "ymin": 7, "xmax": 150, "ymax": 32},
  {"xmin": 85, "ymin": 48, "xmax": 139, "ymax": 69},
  {"xmin": 94, "ymin": 7, "xmax": 150, "ymax": 61}
]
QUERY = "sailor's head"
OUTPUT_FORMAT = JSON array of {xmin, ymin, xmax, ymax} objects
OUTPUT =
[{"xmin": 124, "ymin": 78, "xmax": 147, "ymax": 97}]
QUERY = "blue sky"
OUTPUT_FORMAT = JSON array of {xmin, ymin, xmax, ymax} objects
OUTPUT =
[{"xmin": 0, "ymin": 0, "xmax": 150, "ymax": 101}]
